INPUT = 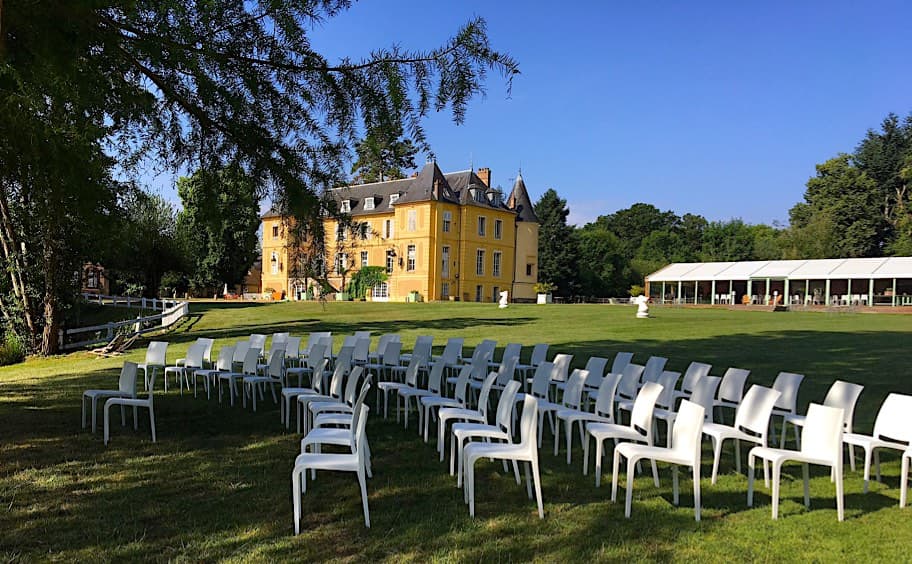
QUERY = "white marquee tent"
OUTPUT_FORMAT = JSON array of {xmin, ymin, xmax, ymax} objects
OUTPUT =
[{"xmin": 645, "ymin": 257, "xmax": 912, "ymax": 306}]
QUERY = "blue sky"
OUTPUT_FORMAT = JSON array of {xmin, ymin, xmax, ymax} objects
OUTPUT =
[{"xmin": 153, "ymin": 1, "xmax": 912, "ymax": 226}]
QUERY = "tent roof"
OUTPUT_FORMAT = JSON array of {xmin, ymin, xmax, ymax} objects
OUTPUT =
[{"xmin": 646, "ymin": 257, "xmax": 912, "ymax": 282}]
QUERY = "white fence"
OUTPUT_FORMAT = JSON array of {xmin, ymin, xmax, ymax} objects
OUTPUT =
[{"xmin": 59, "ymin": 295, "xmax": 190, "ymax": 351}]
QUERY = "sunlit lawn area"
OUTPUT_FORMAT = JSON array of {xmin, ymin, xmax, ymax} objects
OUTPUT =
[{"xmin": 2, "ymin": 302, "xmax": 912, "ymax": 561}]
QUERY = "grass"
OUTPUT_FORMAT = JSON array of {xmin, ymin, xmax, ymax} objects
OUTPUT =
[{"xmin": 2, "ymin": 302, "xmax": 912, "ymax": 561}]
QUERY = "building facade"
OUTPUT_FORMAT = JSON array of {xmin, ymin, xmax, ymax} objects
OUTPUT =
[{"xmin": 261, "ymin": 162, "xmax": 539, "ymax": 302}]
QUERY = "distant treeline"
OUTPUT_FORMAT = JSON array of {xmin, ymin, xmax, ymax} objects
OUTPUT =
[{"xmin": 535, "ymin": 112, "xmax": 912, "ymax": 298}]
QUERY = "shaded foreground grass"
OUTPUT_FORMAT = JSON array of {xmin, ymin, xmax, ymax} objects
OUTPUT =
[{"xmin": 2, "ymin": 302, "xmax": 912, "ymax": 561}]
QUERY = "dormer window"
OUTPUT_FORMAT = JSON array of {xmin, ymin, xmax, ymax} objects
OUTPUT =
[
  {"xmin": 364, "ymin": 197, "xmax": 375, "ymax": 211},
  {"xmin": 490, "ymin": 192, "xmax": 502, "ymax": 206},
  {"xmin": 340, "ymin": 199, "xmax": 351, "ymax": 213},
  {"xmin": 469, "ymin": 188, "xmax": 478, "ymax": 201},
  {"xmin": 389, "ymin": 193, "xmax": 400, "ymax": 206}
]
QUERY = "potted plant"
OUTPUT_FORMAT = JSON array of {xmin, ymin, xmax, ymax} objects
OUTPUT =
[{"xmin": 534, "ymin": 282, "xmax": 556, "ymax": 304}]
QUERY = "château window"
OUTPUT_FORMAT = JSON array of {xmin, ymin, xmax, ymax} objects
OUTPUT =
[
  {"xmin": 526, "ymin": 263, "xmax": 533, "ymax": 276},
  {"xmin": 337, "ymin": 223, "xmax": 346, "ymax": 241},
  {"xmin": 389, "ymin": 193, "xmax": 399, "ymax": 206},
  {"xmin": 364, "ymin": 197, "xmax": 375, "ymax": 211},
  {"xmin": 441, "ymin": 282, "xmax": 450, "ymax": 299},
  {"xmin": 476, "ymin": 249, "xmax": 485, "ymax": 276},
  {"xmin": 441, "ymin": 246, "xmax": 450, "ymax": 277},
  {"xmin": 384, "ymin": 219, "xmax": 393, "ymax": 239},
  {"xmin": 360, "ymin": 251, "xmax": 369, "ymax": 267},
  {"xmin": 493, "ymin": 251, "xmax": 502, "ymax": 277},
  {"xmin": 475, "ymin": 284, "xmax": 483, "ymax": 302},
  {"xmin": 407, "ymin": 245, "xmax": 416, "ymax": 271},
  {"xmin": 443, "ymin": 211, "xmax": 452, "ymax": 233},
  {"xmin": 272, "ymin": 225, "xmax": 279, "ymax": 239},
  {"xmin": 407, "ymin": 209, "xmax": 417, "ymax": 231},
  {"xmin": 340, "ymin": 200, "xmax": 351, "ymax": 213},
  {"xmin": 386, "ymin": 252, "xmax": 395, "ymax": 274},
  {"xmin": 478, "ymin": 216, "xmax": 486, "ymax": 237},
  {"xmin": 494, "ymin": 219, "xmax": 503, "ymax": 240}
]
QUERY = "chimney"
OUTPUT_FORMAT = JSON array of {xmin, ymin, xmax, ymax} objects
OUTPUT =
[{"xmin": 477, "ymin": 167, "xmax": 491, "ymax": 188}]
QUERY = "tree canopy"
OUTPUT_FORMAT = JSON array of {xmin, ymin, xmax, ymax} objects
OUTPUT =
[{"xmin": 0, "ymin": 1, "xmax": 518, "ymax": 353}]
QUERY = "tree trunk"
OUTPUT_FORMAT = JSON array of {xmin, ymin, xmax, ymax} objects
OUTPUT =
[
  {"xmin": 0, "ymin": 182, "xmax": 37, "ymax": 338},
  {"xmin": 40, "ymin": 293, "xmax": 60, "ymax": 355}
]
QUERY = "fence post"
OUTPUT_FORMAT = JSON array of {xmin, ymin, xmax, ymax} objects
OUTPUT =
[
  {"xmin": 58, "ymin": 329, "xmax": 65, "ymax": 350},
  {"xmin": 106, "ymin": 322, "xmax": 114, "ymax": 340}
]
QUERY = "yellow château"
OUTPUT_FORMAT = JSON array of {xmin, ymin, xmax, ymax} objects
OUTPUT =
[{"xmin": 261, "ymin": 162, "xmax": 539, "ymax": 302}]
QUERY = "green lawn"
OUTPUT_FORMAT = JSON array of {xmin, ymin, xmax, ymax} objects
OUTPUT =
[{"xmin": 2, "ymin": 302, "xmax": 912, "ymax": 561}]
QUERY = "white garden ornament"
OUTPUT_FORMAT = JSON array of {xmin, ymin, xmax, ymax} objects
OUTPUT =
[
  {"xmin": 633, "ymin": 295, "xmax": 650, "ymax": 318},
  {"xmin": 498, "ymin": 291, "xmax": 509, "ymax": 308}
]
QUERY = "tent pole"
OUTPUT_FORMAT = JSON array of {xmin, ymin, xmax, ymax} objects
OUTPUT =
[{"xmin": 825, "ymin": 279, "xmax": 831, "ymax": 306}]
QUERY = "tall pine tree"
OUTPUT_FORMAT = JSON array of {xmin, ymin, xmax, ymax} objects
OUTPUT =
[{"xmin": 534, "ymin": 189, "xmax": 579, "ymax": 296}]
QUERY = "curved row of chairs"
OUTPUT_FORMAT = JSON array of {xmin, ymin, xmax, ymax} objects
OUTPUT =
[{"xmin": 82, "ymin": 331, "xmax": 912, "ymax": 528}]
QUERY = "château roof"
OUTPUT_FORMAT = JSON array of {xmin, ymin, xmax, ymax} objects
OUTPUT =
[{"xmin": 507, "ymin": 173, "xmax": 539, "ymax": 223}]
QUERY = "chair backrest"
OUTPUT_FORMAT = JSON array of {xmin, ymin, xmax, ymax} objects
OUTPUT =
[
  {"xmin": 655, "ymin": 370, "xmax": 682, "ymax": 409},
  {"xmin": 328, "ymin": 360, "xmax": 347, "ymax": 399},
  {"xmin": 594, "ymin": 372, "xmax": 623, "ymax": 419},
  {"xmin": 616, "ymin": 363, "xmax": 645, "ymax": 400},
  {"xmin": 611, "ymin": 351, "xmax": 634, "ymax": 375},
  {"xmin": 249, "ymin": 334, "xmax": 266, "ymax": 351},
  {"xmin": 382, "ymin": 341, "xmax": 402, "ymax": 366},
  {"xmin": 233, "ymin": 340, "xmax": 250, "ymax": 363},
  {"xmin": 146, "ymin": 341, "xmax": 168, "ymax": 365},
  {"xmin": 118, "ymin": 362, "xmax": 139, "ymax": 395},
  {"xmin": 284, "ymin": 336, "xmax": 302, "ymax": 360},
  {"xmin": 453, "ymin": 365, "xmax": 472, "ymax": 406},
  {"xmin": 267, "ymin": 349, "xmax": 285, "ymax": 379},
  {"xmin": 872, "ymin": 393, "xmax": 912, "ymax": 444},
  {"xmin": 476, "ymin": 371, "xmax": 499, "ymax": 419},
  {"xmin": 440, "ymin": 337, "xmax": 464, "ymax": 364},
  {"xmin": 318, "ymin": 336, "xmax": 333, "ymax": 358},
  {"xmin": 311, "ymin": 359, "xmax": 330, "ymax": 394},
  {"xmin": 242, "ymin": 347, "xmax": 260, "ymax": 375},
  {"xmin": 583, "ymin": 357, "xmax": 609, "ymax": 388},
  {"xmin": 501, "ymin": 343, "xmax": 522, "ymax": 363},
  {"xmin": 404, "ymin": 356, "xmax": 422, "ymax": 388},
  {"xmin": 680, "ymin": 362, "xmax": 712, "ymax": 394},
  {"xmin": 272, "ymin": 332, "xmax": 290, "ymax": 346},
  {"xmin": 477, "ymin": 339, "xmax": 497, "ymax": 359},
  {"xmin": 641, "ymin": 356, "xmax": 668, "ymax": 384},
  {"xmin": 470, "ymin": 351, "xmax": 490, "ymax": 381},
  {"xmin": 800, "ymin": 403, "xmax": 846, "ymax": 463},
  {"xmin": 336, "ymin": 346, "xmax": 354, "ymax": 372},
  {"xmin": 265, "ymin": 341, "xmax": 285, "ymax": 362},
  {"xmin": 306, "ymin": 331, "xmax": 331, "ymax": 355},
  {"xmin": 733, "ymin": 385, "xmax": 782, "ymax": 435},
  {"xmin": 688, "ymin": 375, "xmax": 721, "ymax": 422},
  {"xmin": 427, "ymin": 360, "xmax": 445, "ymax": 394},
  {"xmin": 215, "ymin": 346, "xmax": 235, "ymax": 372},
  {"xmin": 495, "ymin": 356, "xmax": 518, "ymax": 386},
  {"xmin": 185, "ymin": 342, "xmax": 207, "ymax": 369},
  {"xmin": 518, "ymin": 395, "xmax": 540, "ymax": 454},
  {"xmin": 561, "ymin": 369, "xmax": 588, "ymax": 409},
  {"xmin": 342, "ymin": 335, "xmax": 357, "ymax": 349},
  {"xmin": 495, "ymin": 380, "xmax": 522, "ymax": 434},
  {"xmin": 822, "ymin": 380, "xmax": 864, "ymax": 430},
  {"xmin": 412, "ymin": 335, "xmax": 434, "ymax": 362},
  {"xmin": 717, "ymin": 367, "xmax": 750, "ymax": 403},
  {"xmin": 352, "ymin": 337, "xmax": 370, "ymax": 363},
  {"xmin": 342, "ymin": 366, "xmax": 365, "ymax": 406},
  {"xmin": 354, "ymin": 330, "xmax": 371, "ymax": 341},
  {"xmin": 529, "ymin": 343, "xmax": 549, "ymax": 366},
  {"xmin": 307, "ymin": 344, "xmax": 327, "ymax": 370},
  {"xmin": 530, "ymin": 361, "xmax": 554, "ymax": 399},
  {"xmin": 198, "ymin": 338, "xmax": 215, "ymax": 363},
  {"xmin": 374, "ymin": 333, "xmax": 394, "ymax": 357},
  {"xmin": 771, "ymin": 372, "xmax": 804, "ymax": 413},
  {"xmin": 629, "ymin": 382, "xmax": 664, "ymax": 437},
  {"xmin": 670, "ymin": 400, "xmax": 706, "ymax": 463},
  {"xmin": 351, "ymin": 404, "xmax": 370, "ymax": 458},
  {"xmin": 551, "ymin": 354, "xmax": 573, "ymax": 382}
]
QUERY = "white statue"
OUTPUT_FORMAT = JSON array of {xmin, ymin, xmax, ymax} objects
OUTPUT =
[
  {"xmin": 498, "ymin": 290, "xmax": 509, "ymax": 309},
  {"xmin": 633, "ymin": 294, "xmax": 650, "ymax": 318}
]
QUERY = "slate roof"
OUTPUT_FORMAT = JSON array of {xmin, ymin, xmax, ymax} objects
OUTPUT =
[
  {"xmin": 507, "ymin": 173, "xmax": 539, "ymax": 223},
  {"xmin": 262, "ymin": 162, "xmax": 537, "ymax": 220}
]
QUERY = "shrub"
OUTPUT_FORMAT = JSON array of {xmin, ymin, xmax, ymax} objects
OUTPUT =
[
  {"xmin": 0, "ymin": 332, "xmax": 27, "ymax": 366},
  {"xmin": 348, "ymin": 266, "xmax": 388, "ymax": 299},
  {"xmin": 533, "ymin": 282, "xmax": 556, "ymax": 294},
  {"xmin": 629, "ymin": 284, "xmax": 645, "ymax": 297}
]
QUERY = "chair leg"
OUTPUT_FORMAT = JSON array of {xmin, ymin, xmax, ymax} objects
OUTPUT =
[
  {"xmin": 582, "ymin": 433, "xmax": 590, "ymax": 476},
  {"xmin": 532, "ymin": 458, "xmax": 544, "ymax": 519},
  {"xmin": 863, "ymin": 446, "xmax": 872, "ymax": 493},
  {"xmin": 747, "ymin": 452, "xmax": 756, "ymax": 507},
  {"xmin": 292, "ymin": 468, "xmax": 302, "ymax": 535},
  {"xmin": 901, "ymin": 454, "xmax": 910, "ymax": 508},
  {"xmin": 149, "ymin": 406, "xmax": 156, "ymax": 442},
  {"xmin": 82, "ymin": 396, "xmax": 87, "ymax": 430},
  {"xmin": 92, "ymin": 397, "xmax": 98, "ymax": 433},
  {"xmin": 711, "ymin": 437, "xmax": 722, "ymax": 485},
  {"xmin": 771, "ymin": 461, "xmax": 782, "ymax": 519},
  {"xmin": 358, "ymin": 468, "xmax": 370, "ymax": 528},
  {"xmin": 565, "ymin": 419, "xmax": 573, "ymax": 464},
  {"xmin": 624, "ymin": 456, "xmax": 636, "ymax": 518},
  {"xmin": 692, "ymin": 463, "xmax": 701, "ymax": 522},
  {"xmin": 835, "ymin": 462, "xmax": 844, "ymax": 521},
  {"xmin": 595, "ymin": 438, "xmax": 604, "ymax": 487},
  {"xmin": 103, "ymin": 401, "xmax": 111, "ymax": 445},
  {"xmin": 650, "ymin": 458, "xmax": 659, "ymax": 488},
  {"xmin": 610, "ymin": 449, "xmax": 621, "ymax": 502},
  {"xmin": 672, "ymin": 465, "xmax": 679, "ymax": 505},
  {"xmin": 802, "ymin": 463, "xmax": 811, "ymax": 509}
]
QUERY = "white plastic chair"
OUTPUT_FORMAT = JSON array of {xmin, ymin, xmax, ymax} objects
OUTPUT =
[
  {"xmin": 488, "ymin": 343, "xmax": 522, "ymax": 370},
  {"xmin": 584, "ymin": 382, "xmax": 664, "ymax": 487},
  {"xmin": 164, "ymin": 342, "xmax": 206, "ymax": 394},
  {"xmin": 438, "ymin": 371, "xmax": 499, "ymax": 462},
  {"xmin": 175, "ymin": 337, "xmax": 214, "ymax": 368},
  {"xmin": 400, "ymin": 335, "xmax": 433, "ymax": 366},
  {"xmin": 463, "ymin": 394, "xmax": 544, "ymax": 519},
  {"xmin": 284, "ymin": 336, "xmax": 302, "ymax": 368},
  {"xmin": 137, "ymin": 341, "xmax": 168, "ymax": 391},
  {"xmin": 281, "ymin": 358, "xmax": 330, "ymax": 428},
  {"xmin": 612, "ymin": 400, "xmax": 705, "ymax": 521},
  {"xmin": 421, "ymin": 365, "xmax": 472, "ymax": 442},
  {"xmin": 230, "ymin": 340, "xmax": 250, "ymax": 371},
  {"xmin": 218, "ymin": 347, "xmax": 260, "ymax": 406},
  {"xmin": 672, "ymin": 362, "xmax": 712, "ymax": 402},
  {"xmin": 780, "ymin": 380, "xmax": 864, "ymax": 465},
  {"xmin": 702, "ymin": 385, "xmax": 781, "ymax": 485},
  {"xmin": 83, "ymin": 361, "xmax": 138, "ymax": 433},
  {"xmin": 769, "ymin": 371, "xmax": 805, "ymax": 428},
  {"xmin": 397, "ymin": 359, "xmax": 444, "ymax": 430},
  {"xmin": 843, "ymin": 393, "xmax": 912, "ymax": 493},
  {"xmin": 541, "ymin": 370, "xmax": 588, "ymax": 458},
  {"xmin": 292, "ymin": 403, "xmax": 371, "ymax": 531},
  {"xmin": 249, "ymin": 333, "xmax": 267, "ymax": 352},
  {"xmin": 367, "ymin": 333, "xmax": 399, "ymax": 363},
  {"xmin": 366, "ymin": 341, "xmax": 401, "ymax": 384},
  {"xmin": 610, "ymin": 352, "xmax": 634, "ymax": 376},
  {"xmin": 557, "ymin": 372, "xmax": 622, "ymax": 465},
  {"xmin": 243, "ymin": 347, "xmax": 285, "ymax": 411},
  {"xmin": 639, "ymin": 356, "xmax": 668, "ymax": 386},
  {"xmin": 638, "ymin": 370, "xmax": 682, "ymax": 447},
  {"xmin": 452, "ymin": 380, "xmax": 522, "ymax": 482},
  {"xmin": 307, "ymin": 367, "xmax": 366, "ymax": 432},
  {"xmin": 614, "ymin": 363, "xmax": 646, "ymax": 409},
  {"xmin": 377, "ymin": 356, "xmax": 422, "ymax": 419},
  {"xmin": 517, "ymin": 343, "xmax": 548, "ymax": 385},
  {"xmin": 104, "ymin": 368, "xmax": 157, "ymax": 445},
  {"xmin": 193, "ymin": 345, "xmax": 235, "ymax": 400},
  {"xmin": 432, "ymin": 337, "xmax": 464, "ymax": 371},
  {"xmin": 748, "ymin": 403, "xmax": 845, "ymax": 521},
  {"xmin": 297, "ymin": 359, "xmax": 348, "ymax": 434},
  {"xmin": 352, "ymin": 337, "xmax": 371, "ymax": 366},
  {"xmin": 712, "ymin": 367, "xmax": 750, "ymax": 423}
]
